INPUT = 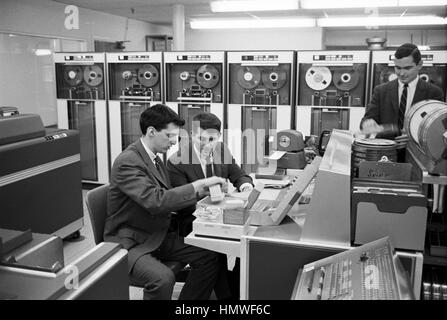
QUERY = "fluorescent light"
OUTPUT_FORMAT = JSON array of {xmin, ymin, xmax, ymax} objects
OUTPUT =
[
  {"xmin": 210, "ymin": 0, "xmax": 298, "ymax": 12},
  {"xmin": 300, "ymin": 0, "xmax": 398, "ymax": 9},
  {"xmin": 190, "ymin": 18, "xmax": 315, "ymax": 29},
  {"xmin": 317, "ymin": 15, "xmax": 447, "ymax": 27},
  {"xmin": 399, "ymin": 0, "xmax": 447, "ymax": 6},
  {"xmin": 34, "ymin": 49, "xmax": 52, "ymax": 56},
  {"xmin": 418, "ymin": 45, "xmax": 431, "ymax": 50}
]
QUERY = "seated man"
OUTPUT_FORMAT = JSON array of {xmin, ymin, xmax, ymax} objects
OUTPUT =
[
  {"xmin": 167, "ymin": 111, "xmax": 254, "ymax": 236},
  {"xmin": 167, "ymin": 112, "xmax": 253, "ymax": 300},
  {"xmin": 104, "ymin": 104, "xmax": 228, "ymax": 300}
]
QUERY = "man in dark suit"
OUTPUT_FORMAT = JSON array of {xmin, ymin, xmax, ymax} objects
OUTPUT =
[
  {"xmin": 104, "ymin": 104, "xmax": 228, "ymax": 300},
  {"xmin": 167, "ymin": 112, "xmax": 254, "ymax": 237},
  {"xmin": 361, "ymin": 43, "xmax": 444, "ymax": 146},
  {"xmin": 167, "ymin": 112, "xmax": 253, "ymax": 300}
]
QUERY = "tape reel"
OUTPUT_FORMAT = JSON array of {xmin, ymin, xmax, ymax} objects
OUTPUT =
[
  {"xmin": 122, "ymin": 70, "xmax": 134, "ymax": 80},
  {"xmin": 305, "ymin": 66, "xmax": 332, "ymax": 91},
  {"xmin": 237, "ymin": 66, "xmax": 261, "ymax": 89},
  {"xmin": 379, "ymin": 68, "xmax": 397, "ymax": 84},
  {"xmin": 179, "ymin": 71, "xmax": 191, "ymax": 81},
  {"xmin": 333, "ymin": 68, "xmax": 360, "ymax": 91},
  {"xmin": 63, "ymin": 66, "xmax": 83, "ymax": 86},
  {"xmin": 197, "ymin": 64, "xmax": 220, "ymax": 89},
  {"xmin": 262, "ymin": 67, "xmax": 287, "ymax": 90},
  {"xmin": 138, "ymin": 64, "xmax": 159, "ymax": 87},
  {"xmin": 406, "ymin": 100, "xmax": 445, "ymax": 147},
  {"xmin": 83, "ymin": 65, "xmax": 104, "ymax": 87}
]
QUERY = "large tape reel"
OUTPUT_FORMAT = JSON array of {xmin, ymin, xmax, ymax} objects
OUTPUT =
[
  {"xmin": 63, "ymin": 66, "xmax": 83, "ymax": 86},
  {"xmin": 236, "ymin": 66, "xmax": 261, "ymax": 89},
  {"xmin": 405, "ymin": 100, "xmax": 444, "ymax": 149},
  {"xmin": 333, "ymin": 68, "xmax": 360, "ymax": 91},
  {"xmin": 138, "ymin": 64, "xmax": 159, "ymax": 87},
  {"xmin": 197, "ymin": 64, "xmax": 220, "ymax": 89},
  {"xmin": 83, "ymin": 65, "xmax": 104, "ymax": 87},
  {"xmin": 405, "ymin": 100, "xmax": 447, "ymax": 163},
  {"xmin": 262, "ymin": 67, "xmax": 287, "ymax": 90},
  {"xmin": 420, "ymin": 107, "xmax": 447, "ymax": 161},
  {"xmin": 305, "ymin": 66, "xmax": 332, "ymax": 91}
]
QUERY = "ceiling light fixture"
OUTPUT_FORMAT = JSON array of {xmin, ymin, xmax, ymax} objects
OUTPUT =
[
  {"xmin": 34, "ymin": 49, "xmax": 52, "ymax": 56},
  {"xmin": 210, "ymin": 0, "xmax": 299, "ymax": 12},
  {"xmin": 300, "ymin": 0, "xmax": 447, "ymax": 9},
  {"xmin": 317, "ymin": 15, "xmax": 447, "ymax": 27},
  {"xmin": 398, "ymin": 0, "xmax": 447, "ymax": 6},
  {"xmin": 190, "ymin": 17, "xmax": 315, "ymax": 29},
  {"xmin": 300, "ymin": 0, "xmax": 398, "ymax": 9}
]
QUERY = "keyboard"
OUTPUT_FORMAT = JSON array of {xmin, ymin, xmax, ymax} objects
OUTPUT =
[{"xmin": 293, "ymin": 237, "xmax": 411, "ymax": 300}]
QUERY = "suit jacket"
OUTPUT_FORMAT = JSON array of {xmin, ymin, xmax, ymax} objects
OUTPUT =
[
  {"xmin": 166, "ymin": 140, "xmax": 253, "ymax": 234},
  {"xmin": 361, "ymin": 78, "xmax": 444, "ymax": 138},
  {"xmin": 104, "ymin": 139, "xmax": 197, "ymax": 271}
]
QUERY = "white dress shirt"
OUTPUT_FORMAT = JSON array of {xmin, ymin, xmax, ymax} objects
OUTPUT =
[
  {"xmin": 140, "ymin": 137, "xmax": 159, "ymax": 167},
  {"xmin": 398, "ymin": 76, "xmax": 419, "ymax": 115},
  {"xmin": 193, "ymin": 142, "xmax": 252, "ymax": 191}
]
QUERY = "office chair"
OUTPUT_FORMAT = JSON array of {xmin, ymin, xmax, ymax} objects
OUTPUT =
[{"xmin": 85, "ymin": 184, "xmax": 187, "ymax": 292}]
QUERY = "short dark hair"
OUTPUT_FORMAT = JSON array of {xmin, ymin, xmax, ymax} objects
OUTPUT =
[
  {"xmin": 192, "ymin": 112, "xmax": 221, "ymax": 132},
  {"xmin": 140, "ymin": 104, "xmax": 185, "ymax": 134},
  {"xmin": 394, "ymin": 43, "xmax": 421, "ymax": 65}
]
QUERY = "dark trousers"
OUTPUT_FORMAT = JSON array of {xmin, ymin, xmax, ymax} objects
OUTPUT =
[{"xmin": 130, "ymin": 231, "xmax": 229, "ymax": 300}]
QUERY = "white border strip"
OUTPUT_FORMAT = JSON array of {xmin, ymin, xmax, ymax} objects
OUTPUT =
[{"xmin": 0, "ymin": 154, "xmax": 80, "ymax": 187}]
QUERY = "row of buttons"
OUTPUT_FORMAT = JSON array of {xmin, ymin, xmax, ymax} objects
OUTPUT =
[
  {"xmin": 64, "ymin": 55, "xmax": 94, "ymax": 61},
  {"xmin": 242, "ymin": 55, "xmax": 279, "ymax": 61},
  {"xmin": 118, "ymin": 55, "xmax": 151, "ymax": 61},
  {"xmin": 177, "ymin": 55, "xmax": 211, "ymax": 61},
  {"xmin": 313, "ymin": 55, "xmax": 354, "ymax": 61},
  {"xmin": 45, "ymin": 133, "xmax": 68, "ymax": 141}
]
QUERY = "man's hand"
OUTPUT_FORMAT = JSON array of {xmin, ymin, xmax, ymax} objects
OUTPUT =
[
  {"xmin": 240, "ymin": 183, "xmax": 253, "ymax": 193},
  {"xmin": 192, "ymin": 176, "xmax": 226, "ymax": 197},
  {"xmin": 361, "ymin": 119, "xmax": 381, "ymax": 135},
  {"xmin": 394, "ymin": 133, "xmax": 409, "ymax": 149}
]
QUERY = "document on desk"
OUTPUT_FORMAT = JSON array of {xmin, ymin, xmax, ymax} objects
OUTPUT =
[{"xmin": 256, "ymin": 178, "xmax": 291, "ymax": 189}]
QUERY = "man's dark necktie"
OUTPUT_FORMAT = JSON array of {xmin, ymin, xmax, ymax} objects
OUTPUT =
[
  {"xmin": 398, "ymin": 83, "xmax": 408, "ymax": 130},
  {"xmin": 154, "ymin": 156, "xmax": 163, "ymax": 173},
  {"xmin": 206, "ymin": 163, "xmax": 213, "ymax": 178}
]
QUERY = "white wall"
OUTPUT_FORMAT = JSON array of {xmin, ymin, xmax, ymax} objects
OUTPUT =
[
  {"xmin": 0, "ymin": 0, "xmax": 172, "ymax": 126},
  {"xmin": 0, "ymin": 0, "xmax": 171, "ymax": 51},
  {"xmin": 324, "ymin": 29, "xmax": 447, "ymax": 48},
  {"xmin": 185, "ymin": 28, "xmax": 324, "ymax": 51}
]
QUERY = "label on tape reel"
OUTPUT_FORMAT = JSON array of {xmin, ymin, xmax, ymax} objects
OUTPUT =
[
  {"xmin": 137, "ymin": 64, "xmax": 159, "ymax": 87},
  {"xmin": 83, "ymin": 65, "xmax": 104, "ymax": 87},
  {"xmin": 196, "ymin": 64, "xmax": 220, "ymax": 89},
  {"xmin": 305, "ymin": 66, "xmax": 332, "ymax": 91},
  {"xmin": 333, "ymin": 68, "xmax": 360, "ymax": 91},
  {"xmin": 262, "ymin": 67, "xmax": 287, "ymax": 90},
  {"xmin": 237, "ymin": 66, "xmax": 261, "ymax": 89}
]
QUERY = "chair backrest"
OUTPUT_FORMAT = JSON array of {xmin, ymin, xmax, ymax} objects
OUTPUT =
[{"xmin": 85, "ymin": 184, "xmax": 109, "ymax": 245}]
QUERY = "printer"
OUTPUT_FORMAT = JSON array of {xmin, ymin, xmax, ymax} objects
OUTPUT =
[
  {"xmin": 0, "ymin": 111, "xmax": 83, "ymax": 238},
  {"xmin": 0, "ymin": 228, "xmax": 128, "ymax": 300}
]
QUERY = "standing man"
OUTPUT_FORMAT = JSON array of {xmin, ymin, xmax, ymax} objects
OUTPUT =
[
  {"xmin": 104, "ymin": 104, "xmax": 227, "ymax": 300},
  {"xmin": 361, "ymin": 43, "xmax": 444, "ymax": 146}
]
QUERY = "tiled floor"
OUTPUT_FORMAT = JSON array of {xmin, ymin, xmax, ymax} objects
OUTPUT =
[{"xmin": 62, "ymin": 189, "xmax": 183, "ymax": 300}]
